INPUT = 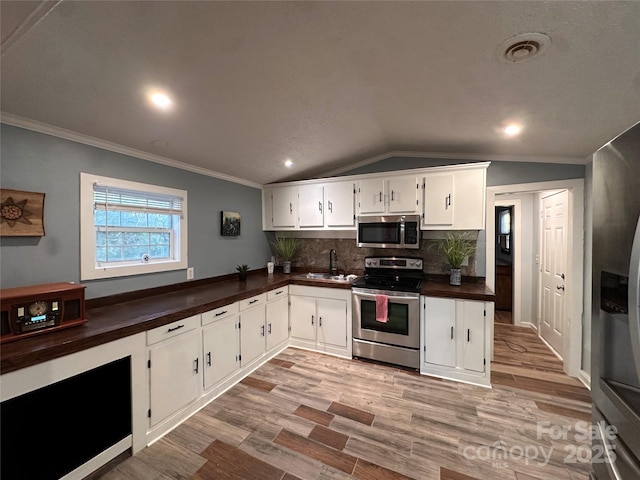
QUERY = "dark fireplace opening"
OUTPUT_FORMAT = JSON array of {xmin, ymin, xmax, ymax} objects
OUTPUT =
[{"xmin": 1, "ymin": 356, "xmax": 132, "ymax": 479}]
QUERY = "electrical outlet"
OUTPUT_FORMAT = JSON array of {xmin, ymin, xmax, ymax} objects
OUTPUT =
[{"xmin": 187, "ymin": 267, "xmax": 194, "ymax": 280}]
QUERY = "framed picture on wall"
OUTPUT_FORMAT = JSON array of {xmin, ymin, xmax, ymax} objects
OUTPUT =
[
  {"xmin": 0, "ymin": 189, "xmax": 46, "ymax": 237},
  {"xmin": 221, "ymin": 211, "xmax": 241, "ymax": 236}
]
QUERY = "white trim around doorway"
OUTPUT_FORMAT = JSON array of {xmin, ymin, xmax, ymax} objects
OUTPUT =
[{"xmin": 486, "ymin": 179, "xmax": 585, "ymax": 378}]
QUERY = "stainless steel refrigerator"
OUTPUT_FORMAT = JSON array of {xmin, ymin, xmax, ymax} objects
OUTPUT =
[{"xmin": 591, "ymin": 121, "xmax": 640, "ymax": 479}]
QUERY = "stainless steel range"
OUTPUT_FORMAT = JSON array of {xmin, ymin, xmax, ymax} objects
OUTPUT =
[{"xmin": 352, "ymin": 256, "xmax": 423, "ymax": 369}]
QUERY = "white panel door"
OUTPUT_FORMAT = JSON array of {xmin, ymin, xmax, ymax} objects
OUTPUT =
[
  {"xmin": 317, "ymin": 298, "xmax": 347, "ymax": 348},
  {"xmin": 423, "ymin": 174, "xmax": 454, "ymax": 226},
  {"xmin": 540, "ymin": 190, "xmax": 568, "ymax": 356},
  {"xmin": 423, "ymin": 297, "xmax": 456, "ymax": 368},
  {"xmin": 325, "ymin": 182, "xmax": 355, "ymax": 228},
  {"xmin": 298, "ymin": 184, "xmax": 324, "ymax": 228},
  {"xmin": 271, "ymin": 187, "xmax": 297, "ymax": 228},
  {"xmin": 203, "ymin": 315, "xmax": 239, "ymax": 390},
  {"xmin": 358, "ymin": 178, "xmax": 386, "ymax": 214},
  {"xmin": 148, "ymin": 329, "xmax": 200, "ymax": 427},
  {"xmin": 387, "ymin": 176, "xmax": 420, "ymax": 214},
  {"xmin": 460, "ymin": 300, "xmax": 485, "ymax": 373},
  {"xmin": 266, "ymin": 295, "xmax": 289, "ymax": 350},
  {"xmin": 240, "ymin": 306, "xmax": 266, "ymax": 366},
  {"xmin": 289, "ymin": 295, "xmax": 317, "ymax": 342}
]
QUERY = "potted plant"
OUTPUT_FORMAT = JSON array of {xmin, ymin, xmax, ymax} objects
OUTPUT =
[
  {"xmin": 236, "ymin": 264, "xmax": 249, "ymax": 281},
  {"xmin": 271, "ymin": 236, "xmax": 299, "ymax": 274},
  {"xmin": 438, "ymin": 232, "xmax": 476, "ymax": 286}
]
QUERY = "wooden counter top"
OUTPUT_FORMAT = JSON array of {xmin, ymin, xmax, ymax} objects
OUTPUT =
[
  {"xmin": 0, "ymin": 271, "xmax": 493, "ymax": 375},
  {"xmin": 420, "ymin": 276, "xmax": 495, "ymax": 302}
]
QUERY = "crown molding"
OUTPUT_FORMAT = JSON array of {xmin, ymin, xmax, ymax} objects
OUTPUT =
[{"xmin": 0, "ymin": 112, "xmax": 262, "ymax": 189}]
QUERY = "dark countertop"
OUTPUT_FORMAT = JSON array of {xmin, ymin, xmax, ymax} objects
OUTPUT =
[{"xmin": 0, "ymin": 271, "xmax": 493, "ymax": 375}]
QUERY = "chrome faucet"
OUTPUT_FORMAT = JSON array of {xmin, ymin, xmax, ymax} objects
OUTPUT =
[{"xmin": 329, "ymin": 249, "xmax": 338, "ymax": 276}]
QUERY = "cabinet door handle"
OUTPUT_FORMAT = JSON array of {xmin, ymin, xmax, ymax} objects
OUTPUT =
[
  {"xmin": 275, "ymin": 290, "xmax": 283, "ymax": 295},
  {"xmin": 261, "ymin": 325, "xmax": 265, "ymax": 336},
  {"xmin": 194, "ymin": 358, "xmax": 199, "ymax": 374},
  {"xmin": 268, "ymin": 323, "xmax": 272, "ymax": 334},
  {"xmin": 319, "ymin": 201, "xmax": 322, "ymax": 212},
  {"xmin": 289, "ymin": 202, "xmax": 293, "ymax": 214},
  {"xmin": 167, "ymin": 324, "xmax": 184, "ymax": 333},
  {"xmin": 446, "ymin": 194, "xmax": 452, "ymax": 208},
  {"xmin": 450, "ymin": 326, "xmax": 454, "ymax": 340},
  {"xmin": 391, "ymin": 190, "xmax": 395, "ymax": 201},
  {"xmin": 311, "ymin": 315, "xmax": 314, "ymax": 325},
  {"xmin": 207, "ymin": 352, "xmax": 212, "ymax": 366},
  {"xmin": 379, "ymin": 192, "xmax": 382, "ymax": 202},
  {"xmin": 467, "ymin": 329, "xmax": 471, "ymax": 342},
  {"xmin": 328, "ymin": 200, "xmax": 333, "ymax": 212},
  {"xmin": 319, "ymin": 317, "xmax": 322, "ymax": 327},
  {"xmin": 215, "ymin": 310, "xmax": 227, "ymax": 317},
  {"xmin": 249, "ymin": 299, "xmax": 259, "ymax": 304}
]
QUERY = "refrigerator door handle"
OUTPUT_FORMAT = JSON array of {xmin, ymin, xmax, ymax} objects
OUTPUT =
[{"xmin": 629, "ymin": 215, "xmax": 640, "ymax": 379}]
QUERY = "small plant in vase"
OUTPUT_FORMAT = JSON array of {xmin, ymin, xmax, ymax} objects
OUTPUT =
[
  {"xmin": 438, "ymin": 232, "xmax": 476, "ymax": 286},
  {"xmin": 236, "ymin": 264, "xmax": 249, "ymax": 281},
  {"xmin": 271, "ymin": 236, "xmax": 299, "ymax": 274}
]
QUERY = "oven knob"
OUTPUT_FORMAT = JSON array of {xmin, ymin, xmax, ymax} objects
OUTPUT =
[
  {"xmin": 416, "ymin": 260, "xmax": 422, "ymax": 267},
  {"xmin": 409, "ymin": 261, "xmax": 415, "ymax": 266},
  {"xmin": 371, "ymin": 260, "xmax": 378, "ymax": 266},
  {"xmin": 366, "ymin": 260, "xmax": 371, "ymax": 266}
]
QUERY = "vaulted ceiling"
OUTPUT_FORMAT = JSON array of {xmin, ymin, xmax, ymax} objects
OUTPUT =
[{"xmin": 2, "ymin": 1, "xmax": 639, "ymax": 186}]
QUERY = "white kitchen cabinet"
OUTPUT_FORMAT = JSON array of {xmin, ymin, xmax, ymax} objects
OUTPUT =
[
  {"xmin": 266, "ymin": 286, "xmax": 290, "ymax": 350},
  {"xmin": 421, "ymin": 296, "xmax": 493, "ymax": 387},
  {"xmin": 358, "ymin": 175, "xmax": 420, "ymax": 215},
  {"xmin": 239, "ymin": 293, "xmax": 267, "ymax": 367},
  {"xmin": 289, "ymin": 285, "xmax": 351, "ymax": 357},
  {"xmin": 202, "ymin": 310, "xmax": 240, "ymax": 391},
  {"xmin": 298, "ymin": 184, "xmax": 324, "ymax": 228},
  {"xmin": 324, "ymin": 181, "xmax": 356, "ymax": 228},
  {"xmin": 422, "ymin": 173, "xmax": 454, "ymax": 227},
  {"xmin": 270, "ymin": 186, "xmax": 297, "ymax": 229},
  {"xmin": 147, "ymin": 315, "xmax": 201, "ymax": 427},
  {"xmin": 421, "ymin": 166, "xmax": 487, "ymax": 230}
]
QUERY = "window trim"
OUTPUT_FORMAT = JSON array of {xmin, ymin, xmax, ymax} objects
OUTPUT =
[{"xmin": 80, "ymin": 172, "xmax": 188, "ymax": 280}]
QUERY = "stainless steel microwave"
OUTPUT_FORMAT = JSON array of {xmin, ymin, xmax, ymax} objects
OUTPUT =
[{"xmin": 356, "ymin": 215, "xmax": 420, "ymax": 249}]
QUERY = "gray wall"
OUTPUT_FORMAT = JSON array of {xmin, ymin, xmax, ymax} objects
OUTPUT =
[
  {"xmin": 0, "ymin": 125, "xmax": 270, "ymax": 299},
  {"xmin": 341, "ymin": 156, "xmax": 586, "ymax": 186}
]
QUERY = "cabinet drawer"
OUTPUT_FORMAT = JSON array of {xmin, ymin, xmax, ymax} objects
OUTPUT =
[
  {"xmin": 202, "ymin": 302, "xmax": 238, "ymax": 326},
  {"xmin": 239, "ymin": 293, "xmax": 267, "ymax": 311},
  {"xmin": 267, "ymin": 287, "xmax": 288, "ymax": 301},
  {"xmin": 147, "ymin": 314, "xmax": 199, "ymax": 346}
]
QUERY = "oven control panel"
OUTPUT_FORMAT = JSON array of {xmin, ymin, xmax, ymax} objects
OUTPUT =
[{"xmin": 365, "ymin": 257, "xmax": 422, "ymax": 270}]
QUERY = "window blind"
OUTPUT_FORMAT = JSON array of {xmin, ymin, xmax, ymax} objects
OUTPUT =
[{"xmin": 93, "ymin": 183, "xmax": 184, "ymax": 215}]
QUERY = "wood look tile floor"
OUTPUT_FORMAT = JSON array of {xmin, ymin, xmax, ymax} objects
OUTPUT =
[{"xmin": 97, "ymin": 324, "xmax": 592, "ymax": 480}]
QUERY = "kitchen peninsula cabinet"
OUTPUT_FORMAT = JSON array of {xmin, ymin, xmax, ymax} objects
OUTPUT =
[
  {"xmin": 289, "ymin": 285, "xmax": 352, "ymax": 358},
  {"xmin": 147, "ymin": 314, "xmax": 201, "ymax": 428},
  {"xmin": 421, "ymin": 296, "xmax": 494, "ymax": 387}
]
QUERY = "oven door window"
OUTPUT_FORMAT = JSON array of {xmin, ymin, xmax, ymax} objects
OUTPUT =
[
  {"xmin": 360, "ymin": 299, "xmax": 409, "ymax": 335},
  {"xmin": 359, "ymin": 223, "xmax": 401, "ymax": 245}
]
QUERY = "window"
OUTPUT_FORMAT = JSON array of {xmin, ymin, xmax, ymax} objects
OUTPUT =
[{"xmin": 80, "ymin": 173, "xmax": 187, "ymax": 280}]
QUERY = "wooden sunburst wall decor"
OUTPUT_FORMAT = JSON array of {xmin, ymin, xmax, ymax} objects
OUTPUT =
[{"xmin": 0, "ymin": 189, "xmax": 46, "ymax": 236}]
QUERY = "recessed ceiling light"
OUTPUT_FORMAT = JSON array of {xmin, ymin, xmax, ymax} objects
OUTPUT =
[
  {"xmin": 503, "ymin": 124, "xmax": 522, "ymax": 136},
  {"xmin": 151, "ymin": 93, "xmax": 172, "ymax": 109},
  {"xmin": 284, "ymin": 159, "xmax": 293, "ymax": 168}
]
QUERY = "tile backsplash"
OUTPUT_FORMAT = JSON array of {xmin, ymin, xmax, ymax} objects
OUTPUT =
[{"xmin": 276, "ymin": 237, "xmax": 477, "ymax": 276}]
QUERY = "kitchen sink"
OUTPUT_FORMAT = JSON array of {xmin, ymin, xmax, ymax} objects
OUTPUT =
[{"xmin": 295, "ymin": 272, "xmax": 357, "ymax": 283}]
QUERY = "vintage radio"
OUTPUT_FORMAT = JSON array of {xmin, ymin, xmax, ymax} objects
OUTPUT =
[{"xmin": 0, "ymin": 282, "xmax": 87, "ymax": 343}]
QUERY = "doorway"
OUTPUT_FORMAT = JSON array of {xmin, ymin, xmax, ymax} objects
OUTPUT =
[
  {"xmin": 495, "ymin": 205, "xmax": 514, "ymax": 324},
  {"xmin": 486, "ymin": 179, "xmax": 585, "ymax": 378}
]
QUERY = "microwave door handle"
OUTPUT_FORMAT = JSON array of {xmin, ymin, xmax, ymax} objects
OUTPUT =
[{"xmin": 628, "ymin": 216, "xmax": 640, "ymax": 379}]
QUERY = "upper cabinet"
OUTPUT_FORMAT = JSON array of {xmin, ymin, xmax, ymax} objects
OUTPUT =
[
  {"xmin": 421, "ymin": 165, "xmax": 487, "ymax": 230},
  {"xmin": 358, "ymin": 175, "xmax": 420, "ymax": 215},
  {"xmin": 262, "ymin": 162, "xmax": 488, "ymax": 231}
]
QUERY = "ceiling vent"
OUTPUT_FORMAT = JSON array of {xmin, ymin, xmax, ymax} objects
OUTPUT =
[{"xmin": 498, "ymin": 33, "xmax": 551, "ymax": 63}]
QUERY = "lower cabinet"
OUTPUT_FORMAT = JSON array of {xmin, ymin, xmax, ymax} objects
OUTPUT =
[
  {"xmin": 202, "ymin": 313, "xmax": 240, "ymax": 390},
  {"xmin": 266, "ymin": 287, "xmax": 290, "ymax": 350},
  {"xmin": 147, "ymin": 315, "xmax": 201, "ymax": 428},
  {"xmin": 289, "ymin": 285, "xmax": 351, "ymax": 358},
  {"xmin": 239, "ymin": 294, "xmax": 267, "ymax": 367},
  {"xmin": 420, "ymin": 296, "xmax": 494, "ymax": 387}
]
